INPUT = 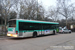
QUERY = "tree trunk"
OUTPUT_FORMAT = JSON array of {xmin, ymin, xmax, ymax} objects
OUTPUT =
[
  {"xmin": 5, "ymin": 16, "xmax": 7, "ymax": 36},
  {"xmin": 1, "ymin": 19, "xmax": 3, "ymax": 34},
  {"xmin": 66, "ymin": 18, "xmax": 67, "ymax": 27}
]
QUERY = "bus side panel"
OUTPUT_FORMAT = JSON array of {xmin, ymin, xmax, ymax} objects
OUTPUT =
[
  {"xmin": 16, "ymin": 20, "xmax": 19, "ymax": 32},
  {"xmin": 43, "ymin": 30, "xmax": 53, "ymax": 35},
  {"xmin": 15, "ymin": 20, "xmax": 19, "ymax": 37},
  {"xmin": 23, "ymin": 32, "xmax": 33, "ymax": 37},
  {"xmin": 18, "ymin": 31, "xmax": 34, "ymax": 37},
  {"xmin": 37, "ymin": 30, "xmax": 53, "ymax": 35}
]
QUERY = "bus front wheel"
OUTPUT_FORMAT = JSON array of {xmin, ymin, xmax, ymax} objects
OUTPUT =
[{"xmin": 33, "ymin": 32, "xmax": 37, "ymax": 38}]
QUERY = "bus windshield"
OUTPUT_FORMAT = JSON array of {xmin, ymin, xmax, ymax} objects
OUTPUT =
[{"xmin": 9, "ymin": 20, "xmax": 16, "ymax": 27}]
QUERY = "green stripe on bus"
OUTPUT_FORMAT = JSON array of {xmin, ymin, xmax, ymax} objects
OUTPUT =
[{"xmin": 18, "ymin": 20, "xmax": 59, "ymax": 24}]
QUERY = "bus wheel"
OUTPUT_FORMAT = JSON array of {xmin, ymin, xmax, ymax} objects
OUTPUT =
[
  {"xmin": 53, "ymin": 30, "xmax": 56, "ymax": 35},
  {"xmin": 33, "ymin": 32, "xmax": 37, "ymax": 38},
  {"xmin": 69, "ymin": 32, "xmax": 71, "ymax": 33}
]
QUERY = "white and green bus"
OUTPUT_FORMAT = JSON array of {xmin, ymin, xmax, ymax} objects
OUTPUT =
[{"xmin": 7, "ymin": 19, "xmax": 59, "ymax": 38}]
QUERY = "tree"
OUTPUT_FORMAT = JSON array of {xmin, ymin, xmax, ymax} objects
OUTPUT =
[
  {"xmin": 0, "ymin": 0, "xmax": 15, "ymax": 35},
  {"xmin": 0, "ymin": 4, "xmax": 4, "ymax": 25},
  {"xmin": 9, "ymin": 11, "xmax": 17, "ymax": 19},
  {"xmin": 56, "ymin": 0, "xmax": 75, "ymax": 26},
  {"xmin": 47, "ymin": 6, "xmax": 59, "ymax": 22},
  {"xmin": 13, "ymin": 0, "xmax": 45, "ymax": 20}
]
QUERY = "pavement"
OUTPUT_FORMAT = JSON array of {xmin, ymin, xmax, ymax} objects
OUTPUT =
[
  {"xmin": 0, "ymin": 32, "xmax": 75, "ymax": 50},
  {"xmin": 0, "ymin": 36, "xmax": 9, "ymax": 40}
]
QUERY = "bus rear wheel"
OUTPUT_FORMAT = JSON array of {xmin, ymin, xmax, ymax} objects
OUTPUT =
[{"xmin": 33, "ymin": 32, "xmax": 37, "ymax": 38}]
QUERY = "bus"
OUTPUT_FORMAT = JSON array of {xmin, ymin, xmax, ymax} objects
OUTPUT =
[{"xmin": 7, "ymin": 19, "xmax": 59, "ymax": 38}]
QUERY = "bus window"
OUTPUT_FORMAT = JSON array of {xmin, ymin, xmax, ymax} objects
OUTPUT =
[
  {"xmin": 19, "ymin": 22, "xmax": 42, "ymax": 31},
  {"xmin": 9, "ymin": 20, "xmax": 16, "ymax": 27}
]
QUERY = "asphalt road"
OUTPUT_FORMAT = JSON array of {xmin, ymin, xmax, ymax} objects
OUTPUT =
[{"xmin": 0, "ymin": 32, "xmax": 75, "ymax": 50}]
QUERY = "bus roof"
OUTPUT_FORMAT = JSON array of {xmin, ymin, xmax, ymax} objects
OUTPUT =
[{"xmin": 9, "ymin": 19, "xmax": 59, "ymax": 24}]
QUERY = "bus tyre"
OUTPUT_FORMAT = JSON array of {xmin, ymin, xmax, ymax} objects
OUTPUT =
[
  {"xmin": 33, "ymin": 32, "xmax": 37, "ymax": 38},
  {"xmin": 69, "ymin": 32, "xmax": 71, "ymax": 33},
  {"xmin": 53, "ymin": 30, "xmax": 56, "ymax": 35}
]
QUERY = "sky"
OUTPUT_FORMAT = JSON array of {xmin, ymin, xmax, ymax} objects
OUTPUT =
[
  {"xmin": 38, "ymin": 0, "xmax": 56, "ymax": 7},
  {"xmin": 38, "ymin": 0, "xmax": 75, "ymax": 10},
  {"xmin": 38, "ymin": 0, "xmax": 56, "ymax": 10}
]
